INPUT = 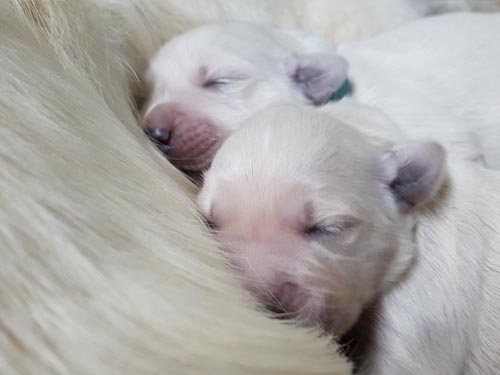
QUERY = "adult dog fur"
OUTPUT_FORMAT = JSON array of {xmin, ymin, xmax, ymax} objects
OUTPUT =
[
  {"xmin": 0, "ymin": 1, "xmax": 353, "ymax": 373},
  {"xmin": 2, "ymin": 0, "xmax": 500, "ymax": 373}
]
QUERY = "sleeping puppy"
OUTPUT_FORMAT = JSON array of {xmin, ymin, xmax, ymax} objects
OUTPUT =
[
  {"xmin": 198, "ymin": 103, "xmax": 500, "ymax": 374},
  {"xmin": 142, "ymin": 13, "xmax": 500, "ymax": 171},
  {"xmin": 141, "ymin": 22, "xmax": 348, "ymax": 170}
]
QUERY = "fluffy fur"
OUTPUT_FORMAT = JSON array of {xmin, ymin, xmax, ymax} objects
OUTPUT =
[
  {"xmin": 199, "ymin": 103, "xmax": 500, "ymax": 374},
  {"xmin": 0, "ymin": 0, "xmax": 357, "ymax": 373},
  {"xmin": 2, "ymin": 0, "xmax": 500, "ymax": 373}
]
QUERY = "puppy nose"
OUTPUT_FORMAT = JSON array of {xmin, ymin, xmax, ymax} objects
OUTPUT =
[
  {"xmin": 264, "ymin": 282, "xmax": 300, "ymax": 318},
  {"xmin": 145, "ymin": 127, "xmax": 172, "ymax": 154},
  {"xmin": 143, "ymin": 103, "xmax": 182, "ymax": 155},
  {"xmin": 142, "ymin": 102, "xmax": 221, "ymax": 170},
  {"xmin": 276, "ymin": 282, "xmax": 299, "ymax": 309},
  {"xmin": 146, "ymin": 127, "xmax": 170, "ymax": 144}
]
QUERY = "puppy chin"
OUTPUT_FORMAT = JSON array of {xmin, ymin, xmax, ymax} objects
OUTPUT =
[
  {"xmin": 280, "ymin": 286, "xmax": 363, "ymax": 338},
  {"xmin": 265, "ymin": 289, "xmax": 325, "ymax": 326}
]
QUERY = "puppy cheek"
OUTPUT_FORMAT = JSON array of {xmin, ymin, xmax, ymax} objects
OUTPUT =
[{"xmin": 298, "ymin": 251, "xmax": 368, "ymax": 335}]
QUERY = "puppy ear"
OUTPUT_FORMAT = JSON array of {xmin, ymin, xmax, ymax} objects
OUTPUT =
[
  {"xmin": 286, "ymin": 53, "xmax": 349, "ymax": 105},
  {"xmin": 379, "ymin": 142, "xmax": 446, "ymax": 212}
]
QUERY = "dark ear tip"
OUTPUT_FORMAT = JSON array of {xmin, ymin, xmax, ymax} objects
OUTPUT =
[
  {"xmin": 286, "ymin": 52, "xmax": 350, "ymax": 105},
  {"xmin": 381, "ymin": 141, "xmax": 447, "ymax": 212}
]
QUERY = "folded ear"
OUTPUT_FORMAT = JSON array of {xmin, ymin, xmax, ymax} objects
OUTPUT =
[
  {"xmin": 379, "ymin": 142, "xmax": 446, "ymax": 212},
  {"xmin": 286, "ymin": 53, "xmax": 349, "ymax": 105}
]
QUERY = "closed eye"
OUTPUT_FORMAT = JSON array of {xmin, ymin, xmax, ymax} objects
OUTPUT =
[
  {"xmin": 305, "ymin": 223, "xmax": 346, "ymax": 236},
  {"xmin": 203, "ymin": 77, "xmax": 234, "ymax": 88},
  {"xmin": 304, "ymin": 217, "xmax": 360, "ymax": 238},
  {"xmin": 202, "ymin": 74, "xmax": 249, "ymax": 90}
]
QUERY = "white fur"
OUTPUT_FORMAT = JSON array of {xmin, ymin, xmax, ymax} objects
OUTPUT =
[
  {"xmin": 336, "ymin": 12, "xmax": 500, "ymax": 169},
  {"xmin": 144, "ymin": 13, "xmax": 500, "ymax": 170},
  {"xmin": 139, "ymin": 0, "xmax": 430, "ymax": 169},
  {"xmin": 142, "ymin": 22, "xmax": 335, "ymax": 131},
  {"xmin": 200, "ymin": 104, "xmax": 500, "ymax": 374}
]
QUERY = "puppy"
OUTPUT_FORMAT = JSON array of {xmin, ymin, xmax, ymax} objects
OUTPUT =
[
  {"xmin": 198, "ymin": 104, "xmax": 500, "ymax": 374},
  {"xmin": 143, "ymin": 13, "xmax": 500, "ymax": 171},
  {"xmin": 141, "ymin": 22, "xmax": 348, "ymax": 170}
]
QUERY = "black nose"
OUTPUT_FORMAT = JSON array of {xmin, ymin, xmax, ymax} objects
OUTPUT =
[
  {"xmin": 145, "ymin": 127, "xmax": 171, "ymax": 155},
  {"xmin": 145, "ymin": 127, "xmax": 171, "ymax": 144}
]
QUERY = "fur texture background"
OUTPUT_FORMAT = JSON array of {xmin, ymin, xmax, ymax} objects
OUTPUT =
[
  {"xmin": 0, "ymin": 1, "xmax": 352, "ymax": 373},
  {"xmin": 1, "ymin": 0, "xmax": 499, "ymax": 374}
]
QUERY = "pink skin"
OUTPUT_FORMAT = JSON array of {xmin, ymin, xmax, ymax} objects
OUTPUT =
[
  {"xmin": 143, "ymin": 103, "xmax": 226, "ymax": 170},
  {"xmin": 213, "ymin": 194, "xmax": 310, "ymax": 311},
  {"xmin": 209, "ymin": 186, "xmax": 361, "ymax": 333}
]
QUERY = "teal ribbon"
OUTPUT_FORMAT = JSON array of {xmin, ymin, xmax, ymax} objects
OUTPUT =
[{"xmin": 329, "ymin": 79, "xmax": 353, "ymax": 102}]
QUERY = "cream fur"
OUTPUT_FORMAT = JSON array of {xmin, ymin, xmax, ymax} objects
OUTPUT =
[
  {"xmin": 2, "ymin": 0, "xmax": 500, "ymax": 373},
  {"xmin": 200, "ymin": 103, "xmax": 500, "ymax": 374},
  {"xmin": 0, "ymin": 0, "xmax": 355, "ymax": 373},
  {"xmin": 326, "ymin": 102, "xmax": 500, "ymax": 375}
]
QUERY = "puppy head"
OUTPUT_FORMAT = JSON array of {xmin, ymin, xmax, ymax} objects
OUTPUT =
[
  {"xmin": 141, "ymin": 22, "xmax": 348, "ymax": 170},
  {"xmin": 198, "ymin": 105, "xmax": 445, "ymax": 335}
]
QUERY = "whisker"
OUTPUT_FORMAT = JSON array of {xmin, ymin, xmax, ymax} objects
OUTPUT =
[{"xmin": 239, "ymin": 252, "xmax": 288, "ymax": 315}]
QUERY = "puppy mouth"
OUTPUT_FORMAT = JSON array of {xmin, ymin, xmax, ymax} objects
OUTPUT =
[
  {"xmin": 143, "ymin": 110, "xmax": 225, "ymax": 171},
  {"xmin": 169, "ymin": 137, "xmax": 221, "ymax": 171},
  {"xmin": 265, "ymin": 302, "xmax": 301, "ymax": 321},
  {"xmin": 149, "ymin": 133, "xmax": 221, "ymax": 171},
  {"xmin": 266, "ymin": 303, "xmax": 331, "ymax": 333},
  {"xmin": 264, "ymin": 289, "xmax": 329, "ymax": 328}
]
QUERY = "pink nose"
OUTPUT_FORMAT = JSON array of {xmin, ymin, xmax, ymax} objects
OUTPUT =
[
  {"xmin": 236, "ymin": 259, "xmax": 304, "ymax": 317},
  {"xmin": 143, "ymin": 103, "xmax": 222, "ymax": 170},
  {"xmin": 263, "ymin": 281, "xmax": 302, "ymax": 317}
]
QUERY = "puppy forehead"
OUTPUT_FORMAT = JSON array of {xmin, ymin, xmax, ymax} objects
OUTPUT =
[
  {"xmin": 211, "ymin": 180, "xmax": 314, "ymax": 228},
  {"xmin": 213, "ymin": 106, "xmax": 375, "ymax": 173},
  {"xmin": 152, "ymin": 23, "xmax": 289, "ymax": 76},
  {"xmin": 209, "ymin": 173, "xmax": 367, "ymax": 224},
  {"xmin": 181, "ymin": 22, "xmax": 286, "ymax": 51},
  {"xmin": 200, "ymin": 106, "xmax": 381, "ymax": 219}
]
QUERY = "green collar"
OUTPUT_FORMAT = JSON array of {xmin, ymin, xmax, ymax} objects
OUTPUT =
[{"xmin": 329, "ymin": 79, "xmax": 353, "ymax": 102}]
